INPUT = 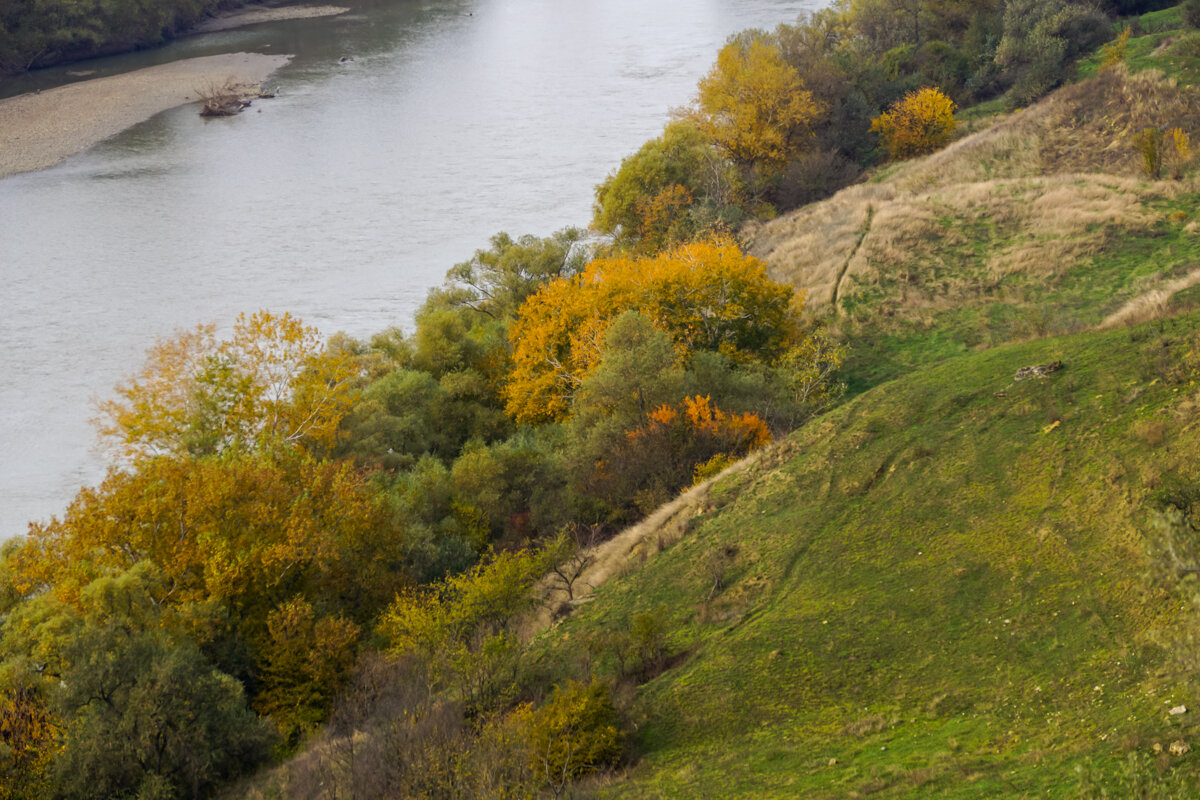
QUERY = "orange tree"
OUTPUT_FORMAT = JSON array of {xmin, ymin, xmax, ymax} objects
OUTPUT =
[
  {"xmin": 503, "ymin": 237, "xmax": 802, "ymax": 425},
  {"xmin": 586, "ymin": 395, "xmax": 772, "ymax": 516},
  {"xmin": 869, "ymin": 86, "xmax": 957, "ymax": 160}
]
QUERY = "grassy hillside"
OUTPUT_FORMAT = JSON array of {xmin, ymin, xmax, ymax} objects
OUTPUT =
[
  {"xmin": 746, "ymin": 61, "xmax": 1200, "ymax": 395},
  {"xmin": 517, "ymin": 21, "xmax": 1200, "ymax": 795},
  {"xmin": 532, "ymin": 313, "xmax": 1200, "ymax": 797}
]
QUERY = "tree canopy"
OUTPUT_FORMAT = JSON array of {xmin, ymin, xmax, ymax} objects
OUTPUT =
[
  {"xmin": 504, "ymin": 237, "xmax": 802, "ymax": 424},
  {"xmin": 96, "ymin": 311, "xmax": 359, "ymax": 460}
]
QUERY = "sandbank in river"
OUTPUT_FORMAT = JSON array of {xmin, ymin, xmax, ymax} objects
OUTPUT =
[
  {"xmin": 0, "ymin": 52, "xmax": 291, "ymax": 179},
  {"xmin": 0, "ymin": 3, "xmax": 354, "ymax": 180}
]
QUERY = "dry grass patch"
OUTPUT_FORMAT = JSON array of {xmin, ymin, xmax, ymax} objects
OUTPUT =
[
  {"xmin": 744, "ymin": 184, "xmax": 893, "ymax": 306},
  {"xmin": 749, "ymin": 68, "xmax": 1200, "ymax": 316},
  {"xmin": 753, "ymin": 171, "xmax": 1169, "ymax": 325},
  {"xmin": 1099, "ymin": 268, "xmax": 1200, "ymax": 328},
  {"xmin": 887, "ymin": 66, "xmax": 1200, "ymax": 189},
  {"xmin": 842, "ymin": 176, "xmax": 1161, "ymax": 308}
]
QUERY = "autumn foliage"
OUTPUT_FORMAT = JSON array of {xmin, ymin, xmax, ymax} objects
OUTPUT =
[
  {"xmin": 693, "ymin": 38, "xmax": 823, "ymax": 174},
  {"xmin": 7, "ymin": 453, "xmax": 392, "ymax": 613},
  {"xmin": 0, "ymin": 685, "xmax": 59, "ymax": 800},
  {"xmin": 589, "ymin": 395, "xmax": 771, "ymax": 514},
  {"xmin": 3, "ymin": 228, "xmax": 844, "ymax": 797},
  {"xmin": 504, "ymin": 237, "xmax": 801, "ymax": 424},
  {"xmin": 96, "ymin": 310, "xmax": 359, "ymax": 459},
  {"xmin": 870, "ymin": 87, "xmax": 958, "ymax": 160}
]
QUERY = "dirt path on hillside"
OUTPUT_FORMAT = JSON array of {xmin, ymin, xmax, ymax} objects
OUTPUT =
[{"xmin": 521, "ymin": 452, "xmax": 766, "ymax": 638}]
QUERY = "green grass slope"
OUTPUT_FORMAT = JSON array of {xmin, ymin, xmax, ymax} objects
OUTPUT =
[{"xmin": 533, "ymin": 313, "xmax": 1200, "ymax": 797}]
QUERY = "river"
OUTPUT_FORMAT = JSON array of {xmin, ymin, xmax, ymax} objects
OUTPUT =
[{"xmin": 0, "ymin": 0, "xmax": 820, "ymax": 538}]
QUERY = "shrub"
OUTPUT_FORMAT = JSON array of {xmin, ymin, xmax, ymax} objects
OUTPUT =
[
  {"xmin": 870, "ymin": 86, "xmax": 958, "ymax": 160},
  {"xmin": 995, "ymin": 0, "xmax": 1110, "ymax": 108},
  {"xmin": 1134, "ymin": 127, "xmax": 1193, "ymax": 179},
  {"xmin": 523, "ymin": 680, "xmax": 623, "ymax": 795},
  {"xmin": 1170, "ymin": 127, "xmax": 1193, "ymax": 179},
  {"xmin": 1099, "ymin": 26, "xmax": 1131, "ymax": 71},
  {"xmin": 1184, "ymin": 0, "xmax": 1200, "ymax": 28},
  {"xmin": 587, "ymin": 395, "xmax": 771, "ymax": 517}
]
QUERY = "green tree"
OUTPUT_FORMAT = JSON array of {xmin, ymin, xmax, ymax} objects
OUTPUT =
[
  {"xmin": 570, "ymin": 311, "xmax": 686, "ymax": 432},
  {"xmin": 437, "ymin": 229, "xmax": 589, "ymax": 322},
  {"xmin": 994, "ymin": 0, "xmax": 1109, "ymax": 108},
  {"xmin": 378, "ymin": 548, "xmax": 549, "ymax": 714},
  {"xmin": 0, "ymin": 564, "xmax": 272, "ymax": 800},
  {"xmin": 593, "ymin": 120, "xmax": 740, "ymax": 251}
]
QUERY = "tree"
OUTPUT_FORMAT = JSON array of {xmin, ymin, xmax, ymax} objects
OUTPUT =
[
  {"xmin": 592, "ymin": 120, "xmax": 739, "ymax": 251},
  {"xmin": 96, "ymin": 310, "xmax": 359, "ymax": 459},
  {"xmin": 0, "ymin": 680, "xmax": 60, "ymax": 800},
  {"xmin": 5, "ymin": 450, "xmax": 399, "ymax": 651},
  {"xmin": 436, "ymin": 229, "xmax": 589, "ymax": 322},
  {"xmin": 253, "ymin": 598, "xmax": 360, "ymax": 749},
  {"xmin": 504, "ymin": 237, "xmax": 801, "ymax": 424},
  {"xmin": 994, "ymin": 0, "xmax": 1109, "ymax": 108},
  {"xmin": 870, "ymin": 86, "xmax": 957, "ymax": 159},
  {"xmin": 692, "ymin": 37, "xmax": 824, "ymax": 182},
  {"xmin": 570, "ymin": 311, "xmax": 686, "ymax": 433},
  {"xmin": 523, "ymin": 680, "xmax": 623, "ymax": 798},
  {"xmin": 0, "ymin": 564, "xmax": 272, "ymax": 800},
  {"xmin": 586, "ymin": 395, "xmax": 772, "ymax": 517},
  {"xmin": 377, "ymin": 548, "xmax": 549, "ymax": 713}
]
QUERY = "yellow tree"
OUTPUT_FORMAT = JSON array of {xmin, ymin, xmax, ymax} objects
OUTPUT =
[
  {"xmin": 253, "ymin": 597, "xmax": 360, "ymax": 747},
  {"xmin": 0, "ymin": 683, "xmax": 60, "ymax": 800},
  {"xmin": 504, "ymin": 237, "xmax": 801, "ymax": 425},
  {"xmin": 693, "ymin": 38, "xmax": 824, "ymax": 177},
  {"xmin": 870, "ymin": 86, "xmax": 957, "ymax": 160},
  {"xmin": 5, "ymin": 451, "xmax": 396, "ymax": 621},
  {"xmin": 96, "ymin": 311, "xmax": 359, "ymax": 459}
]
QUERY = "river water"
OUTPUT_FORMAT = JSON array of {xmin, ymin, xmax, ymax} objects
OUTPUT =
[{"xmin": 0, "ymin": 0, "xmax": 820, "ymax": 538}]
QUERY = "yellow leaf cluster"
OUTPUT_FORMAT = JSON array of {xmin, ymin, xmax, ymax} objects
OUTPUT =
[
  {"xmin": 7, "ymin": 453, "xmax": 387, "ymax": 614},
  {"xmin": 870, "ymin": 86, "xmax": 957, "ymax": 160},
  {"xmin": 0, "ymin": 685, "xmax": 60, "ymax": 800},
  {"xmin": 693, "ymin": 39, "xmax": 823, "ymax": 171},
  {"xmin": 1099, "ymin": 26, "xmax": 1131, "ymax": 71},
  {"xmin": 504, "ymin": 237, "xmax": 801, "ymax": 424},
  {"xmin": 253, "ymin": 597, "xmax": 360, "ymax": 741},
  {"xmin": 523, "ymin": 680, "xmax": 622, "ymax": 787},
  {"xmin": 96, "ymin": 310, "xmax": 359, "ymax": 460}
]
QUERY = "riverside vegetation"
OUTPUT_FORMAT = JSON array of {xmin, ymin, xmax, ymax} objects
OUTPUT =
[
  {"xmin": 0, "ymin": 0, "xmax": 247, "ymax": 74},
  {"xmin": 8, "ymin": 0, "xmax": 1200, "ymax": 798}
]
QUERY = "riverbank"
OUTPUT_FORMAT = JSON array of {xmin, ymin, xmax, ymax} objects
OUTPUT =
[
  {"xmin": 0, "ymin": 52, "xmax": 290, "ymax": 179},
  {"xmin": 191, "ymin": 4, "xmax": 348, "ymax": 34}
]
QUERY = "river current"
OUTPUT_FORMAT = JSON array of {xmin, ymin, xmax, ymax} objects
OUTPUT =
[{"xmin": 0, "ymin": 0, "xmax": 820, "ymax": 538}]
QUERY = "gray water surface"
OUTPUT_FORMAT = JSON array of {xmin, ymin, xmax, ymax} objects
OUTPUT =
[{"xmin": 0, "ymin": 0, "xmax": 820, "ymax": 538}]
